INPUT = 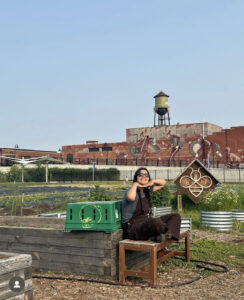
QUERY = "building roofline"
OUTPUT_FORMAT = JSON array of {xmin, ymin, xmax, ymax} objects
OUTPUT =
[
  {"xmin": 0, "ymin": 148, "xmax": 58, "ymax": 153},
  {"xmin": 126, "ymin": 122, "xmax": 223, "ymax": 130}
]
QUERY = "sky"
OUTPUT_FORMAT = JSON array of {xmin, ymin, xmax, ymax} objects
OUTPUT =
[{"xmin": 0, "ymin": 0, "xmax": 243, "ymax": 151}]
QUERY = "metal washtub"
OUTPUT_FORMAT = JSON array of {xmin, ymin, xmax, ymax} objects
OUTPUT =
[
  {"xmin": 201, "ymin": 211, "xmax": 232, "ymax": 231},
  {"xmin": 232, "ymin": 210, "xmax": 244, "ymax": 222}
]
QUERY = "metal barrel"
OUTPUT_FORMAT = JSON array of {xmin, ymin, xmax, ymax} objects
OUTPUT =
[
  {"xmin": 232, "ymin": 210, "xmax": 244, "ymax": 222},
  {"xmin": 180, "ymin": 217, "xmax": 192, "ymax": 239},
  {"xmin": 200, "ymin": 211, "xmax": 232, "ymax": 231},
  {"xmin": 153, "ymin": 206, "xmax": 172, "ymax": 217}
]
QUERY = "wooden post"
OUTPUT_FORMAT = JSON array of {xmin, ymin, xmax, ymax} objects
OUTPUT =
[
  {"xmin": 177, "ymin": 188, "xmax": 182, "ymax": 212},
  {"xmin": 119, "ymin": 243, "xmax": 125, "ymax": 284},
  {"xmin": 186, "ymin": 230, "xmax": 190, "ymax": 262}
]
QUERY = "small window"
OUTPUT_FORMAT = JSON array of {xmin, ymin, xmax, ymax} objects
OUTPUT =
[
  {"xmin": 102, "ymin": 147, "xmax": 112, "ymax": 152},
  {"xmin": 89, "ymin": 147, "xmax": 99, "ymax": 152},
  {"xmin": 66, "ymin": 154, "xmax": 73, "ymax": 163}
]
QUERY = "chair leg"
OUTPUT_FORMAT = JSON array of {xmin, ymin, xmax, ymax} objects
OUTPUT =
[
  {"xmin": 119, "ymin": 243, "xmax": 126, "ymax": 284},
  {"xmin": 149, "ymin": 247, "xmax": 157, "ymax": 287}
]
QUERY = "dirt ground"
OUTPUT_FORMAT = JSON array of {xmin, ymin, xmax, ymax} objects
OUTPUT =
[{"xmin": 33, "ymin": 230, "xmax": 244, "ymax": 300}]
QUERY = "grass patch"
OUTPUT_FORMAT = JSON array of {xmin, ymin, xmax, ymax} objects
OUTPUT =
[
  {"xmin": 158, "ymin": 238, "xmax": 243, "ymax": 275},
  {"xmin": 179, "ymin": 209, "xmax": 201, "ymax": 229}
]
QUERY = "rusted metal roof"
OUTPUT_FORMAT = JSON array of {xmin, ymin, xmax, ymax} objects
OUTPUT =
[{"xmin": 154, "ymin": 91, "xmax": 169, "ymax": 98}]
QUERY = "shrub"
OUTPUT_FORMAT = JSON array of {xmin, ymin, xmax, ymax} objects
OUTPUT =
[
  {"xmin": 87, "ymin": 185, "xmax": 114, "ymax": 201},
  {"xmin": 151, "ymin": 184, "xmax": 171, "ymax": 207},
  {"xmin": 227, "ymin": 184, "xmax": 244, "ymax": 209},
  {"xmin": 49, "ymin": 167, "xmax": 120, "ymax": 182},
  {"xmin": 7, "ymin": 165, "xmax": 22, "ymax": 182},
  {"xmin": 25, "ymin": 164, "xmax": 46, "ymax": 182},
  {"xmin": 0, "ymin": 171, "xmax": 7, "ymax": 182},
  {"xmin": 199, "ymin": 184, "xmax": 240, "ymax": 211}
]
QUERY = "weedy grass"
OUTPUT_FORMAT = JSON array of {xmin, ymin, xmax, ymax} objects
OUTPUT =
[{"xmin": 158, "ymin": 238, "xmax": 244, "ymax": 275}]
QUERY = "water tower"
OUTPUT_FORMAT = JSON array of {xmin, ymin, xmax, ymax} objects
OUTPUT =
[{"xmin": 153, "ymin": 91, "xmax": 170, "ymax": 126}]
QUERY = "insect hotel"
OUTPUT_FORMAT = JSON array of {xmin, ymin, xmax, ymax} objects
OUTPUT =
[{"xmin": 174, "ymin": 159, "xmax": 219, "ymax": 210}]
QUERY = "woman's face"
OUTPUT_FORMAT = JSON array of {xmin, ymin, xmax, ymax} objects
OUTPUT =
[{"xmin": 137, "ymin": 169, "xmax": 150, "ymax": 185}]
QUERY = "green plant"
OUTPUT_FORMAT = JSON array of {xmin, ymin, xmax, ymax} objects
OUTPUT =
[
  {"xmin": 0, "ymin": 171, "xmax": 7, "ymax": 182},
  {"xmin": 159, "ymin": 238, "xmax": 243, "ymax": 272},
  {"xmin": 151, "ymin": 184, "xmax": 171, "ymax": 207},
  {"xmin": 87, "ymin": 185, "xmax": 114, "ymax": 201},
  {"xmin": 25, "ymin": 164, "xmax": 46, "ymax": 182},
  {"xmin": 49, "ymin": 167, "xmax": 120, "ymax": 182},
  {"xmin": 199, "ymin": 184, "xmax": 240, "ymax": 211},
  {"xmin": 7, "ymin": 165, "xmax": 22, "ymax": 182},
  {"xmin": 232, "ymin": 220, "xmax": 244, "ymax": 233},
  {"xmin": 171, "ymin": 192, "xmax": 197, "ymax": 210},
  {"xmin": 226, "ymin": 183, "xmax": 244, "ymax": 209}
]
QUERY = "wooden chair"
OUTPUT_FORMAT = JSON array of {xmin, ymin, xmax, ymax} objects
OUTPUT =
[{"xmin": 119, "ymin": 229, "xmax": 190, "ymax": 287}]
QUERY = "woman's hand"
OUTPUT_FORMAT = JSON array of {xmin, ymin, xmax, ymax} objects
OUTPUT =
[{"xmin": 137, "ymin": 180, "xmax": 154, "ymax": 188}]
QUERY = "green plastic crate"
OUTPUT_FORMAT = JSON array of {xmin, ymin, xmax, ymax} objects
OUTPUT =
[{"xmin": 64, "ymin": 201, "xmax": 122, "ymax": 233}]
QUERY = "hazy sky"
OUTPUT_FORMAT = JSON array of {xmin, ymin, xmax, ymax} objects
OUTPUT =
[{"xmin": 1, "ymin": 0, "xmax": 243, "ymax": 151}]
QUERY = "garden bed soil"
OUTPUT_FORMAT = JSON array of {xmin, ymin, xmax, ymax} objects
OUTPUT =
[
  {"xmin": 33, "ymin": 229, "xmax": 244, "ymax": 300},
  {"xmin": 0, "ymin": 203, "xmax": 54, "ymax": 216}
]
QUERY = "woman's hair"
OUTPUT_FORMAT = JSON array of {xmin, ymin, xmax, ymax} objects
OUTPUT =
[
  {"xmin": 133, "ymin": 167, "xmax": 151, "ymax": 201},
  {"xmin": 133, "ymin": 167, "xmax": 151, "ymax": 182}
]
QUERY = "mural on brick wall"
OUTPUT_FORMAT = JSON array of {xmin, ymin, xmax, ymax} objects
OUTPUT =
[
  {"xmin": 59, "ymin": 124, "xmax": 243, "ymax": 168},
  {"xmin": 188, "ymin": 135, "xmax": 222, "ymax": 166},
  {"xmin": 127, "ymin": 124, "xmax": 244, "ymax": 167},
  {"xmin": 128, "ymin": 126, "xmax": 188, "ymax": 164},
  {"xmin": 224, "ymin": 147, "xmax": 241, "ymax": 168}
]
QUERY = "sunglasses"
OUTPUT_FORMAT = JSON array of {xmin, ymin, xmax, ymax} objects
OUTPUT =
[{"xmin": 137, "ymin": 173, "xmax": 149, "ymax": 178}]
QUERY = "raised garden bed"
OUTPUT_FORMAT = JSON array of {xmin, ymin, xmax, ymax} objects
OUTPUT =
[
  {"xmin": 0, "ymin": 217, "xmax": 147, "ymax": 280},
  {"xmin": 0, "ymin": 251, "xmax": 32, "ymax": 300}
]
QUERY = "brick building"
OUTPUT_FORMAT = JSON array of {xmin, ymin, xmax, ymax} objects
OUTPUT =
[
  {"xmin": 61, "ymin": 123, "xmax": 244, "ymax": 168},
  {"xmin": 1, "ymin": 125, "xmax": 243, "ymax": 168},
  {"xmin": 0, "ymin": 148, "xmax": 60, "ymax": 166}
]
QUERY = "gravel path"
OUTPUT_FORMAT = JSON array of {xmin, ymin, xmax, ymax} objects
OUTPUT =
[{"xmin": 33, "ymin": 229, "xmax": 244, "ymax": 300}]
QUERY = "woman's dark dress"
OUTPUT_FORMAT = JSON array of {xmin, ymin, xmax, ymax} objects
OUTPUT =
[{"xmin": 123, "ymin": 188, "xmax": 181, "ymax": 241}]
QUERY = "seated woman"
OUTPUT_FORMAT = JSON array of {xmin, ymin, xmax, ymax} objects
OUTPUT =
[{"xmin": 122, "ymin": 167, "xmax": 181, "ymax": 242}]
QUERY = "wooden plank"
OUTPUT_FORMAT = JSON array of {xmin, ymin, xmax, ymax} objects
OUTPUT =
[
  {"xmin": 104, "ymin": 249, "xmax": 116, "ymax": 259},
  {"xmin": 150, "ymin": 247, "xmax": 157, "ymax": 287},
  {"xmin": 0, "ymin": 242, "xmax": 8, "ymax": 251},
  {"xmin": 157, "ymin": 251, "xmax": 175, "ymax": 264},
  {"xmin": 0, "ymin": 226, "xmax": 106, "ymax": 240},
  {"xmin": 126, "ymin": 252, "xmax": 149, "ymax": 270},
  {"xmin": 3, "ymin": 242, "xmax": 105, "ymax": 258},
  {"xmin": 24, "ymin": 266, "xmax": 32, "ymax": 280},
  {"xmin": 0, "ymin": 234, "xmax": 112, "ymax": 249},
  {"xmin": 0, "ymin": 254, "xmax": 32, "ymax": 275},
  {"xmin": 0, "ymin": 278, "xmax": 32, "ymax": 300},
  {"xmin": 32, "ymin": 260, "xmax": 105, "ymax": 276},
  {"xmin": 0, "ymin": 270, "xmax": 24, "ymax": 287},
  {"xmin": 0, "ymin": 216, "xmax": 65, "ymax": 228},
  {"xmin": 29, "ymin": 251, "xmax": 111, "ymax": 268},
  {"xmin": 119, "ymin": 243, "xmax": 125, "ymax": 284},
  {"xmin": 186, "ymin": 231, "xmax": 190, "ymax": 262}
]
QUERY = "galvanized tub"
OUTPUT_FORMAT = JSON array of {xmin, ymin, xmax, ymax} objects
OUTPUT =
[
  {"xmin": 232, "ymin": 210, "xmax": 244, "ymax": 222},
  {"xmin": 181, "ymin": 217, "xmax": 192, "ymax": 239},
  {"xmin": 200, "ymin": 211, "xmax": 232, "ymax": 231},
  {"xmin": 153, "ymin": 206, "xmax": 172, "ymax": 217}
]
